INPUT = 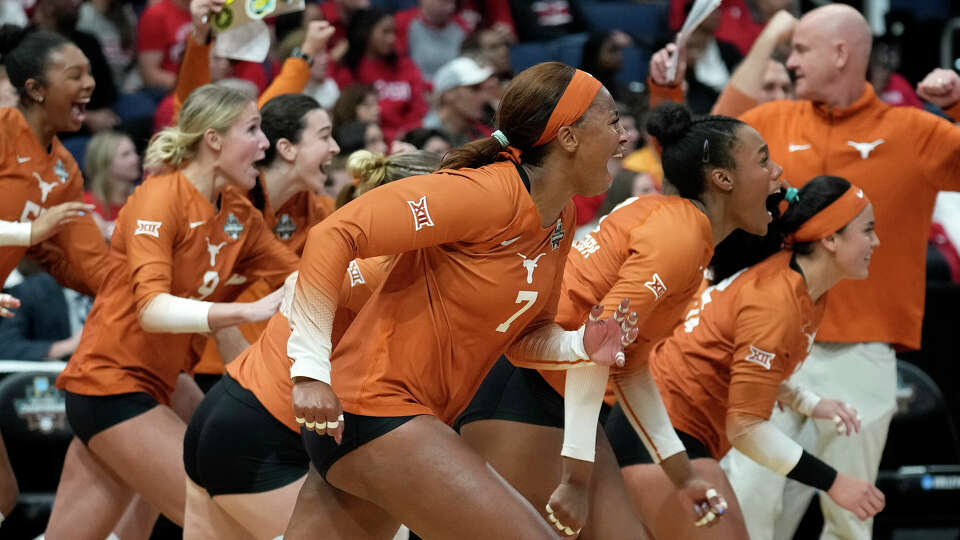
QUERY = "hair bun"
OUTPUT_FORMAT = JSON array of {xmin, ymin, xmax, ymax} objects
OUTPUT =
[
  {"xmin": 0, "ymin": 24, "xmax": 29, "ymax": 59},
  {"xmin": 346, "ymin": 149, "xmax": 389, "ymax": 184},
  {"xmin": 646, "ymin": 102, "xmax": 693, "ymax": 148}
]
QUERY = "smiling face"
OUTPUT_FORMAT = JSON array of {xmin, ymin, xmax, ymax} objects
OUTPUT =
[
  {"xmin": 567, "ymin": 88, "xmax": 628, "ymax": 197},
  {"xmin": 216, "ymin": 101, "xmax": 269, "ymax": 190},
  {"xmin": 725, "ymin": 125, "xmax": 783, "ymax": 235},
  {"xmin": 829, "ymin": 202, "xmax": 878, "ymax": 280},
  {"xmin": 292, "ymin": 108, "xmax": 340, "ymax": 193},
  {"xmin": 35, "ymin": 43, "xmax": 95, "ymax": 133}
]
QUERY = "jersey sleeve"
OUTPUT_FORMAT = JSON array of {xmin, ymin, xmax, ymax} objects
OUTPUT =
[
  {"xmin": 235, "ymin": 210, "xmax": 300, "ymax": 289},
  {"xmin": 288, "ymin": 170, "xmax": 517, "ymax": 383},
  {"xmin": 257, "ymin": 58, "xmax": 311, "ymax": 108},
  {"xmin": 913, "ymin": 109, "xmax": 960, "ymax": 192},
  {"xmin": 711, "ymin": 84, "xmax": 760, "ymax": 118},
  {"xmin": 171, "ymin": 35, "xmax": 211, "ymax": 123},
  {"xmin": 30, "ymin": 165, "xmax": 109, "ymax": 296},
  {"xmin": 727, "ymin": 282, "xmax": 798, "ymax": 420},
  {"xmin": 118, "ymin": 183, "xmax": 184, "ymax": 314},
  {"xmin": 602, "ymin": 211, "xmax": 704, "ymax": 362}
]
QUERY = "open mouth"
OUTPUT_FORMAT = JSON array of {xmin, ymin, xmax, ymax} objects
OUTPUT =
[{"xmin": 71, "ymin": 100, "xmax": 88, "ymax": 124}]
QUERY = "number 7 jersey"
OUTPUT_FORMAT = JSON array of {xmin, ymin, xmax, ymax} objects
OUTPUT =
[{"xmin": 291, "ymin": 161, "xmax": 576, "ymax": 424}]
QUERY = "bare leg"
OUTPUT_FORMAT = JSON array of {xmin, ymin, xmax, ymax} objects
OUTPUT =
[
  {"xmin": 112, "ymin": 374, "xmax": 204, "ymax": 540},
  {"xmin": 0, "ymin": 430, "xmax": 18, "ymax": 516},
  {"xmin": 326, "ymin": 415, "xmax": 558, "ymax": 540},
  {"xmin": 460, "ymin": 419, "xmax": 646, "ymax": 539},
  {"xmin": 284, "ymin": 466, "xmax": 401, "ymax": 540},
  {"xmin": 621, "ymin": 458, "xmax": 749, "ymax": 539},
  {"xmin": 213, "ymin": 474, "xmax": 306, "ymax": 538},
  {"xmin": 86, "ymin": 405, "xmax": 189, "ymax": 525},
  {"xmin": 45, "ymin": 438, "xmax": 136, "ymax": 540},
  {"xmin": 183, "ymin": 478, "xmax": 257, "ymax": 540}
]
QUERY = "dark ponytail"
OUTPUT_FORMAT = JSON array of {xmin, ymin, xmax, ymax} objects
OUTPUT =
[
  {"xmin": 0, "ymin": 25, "xmax": 69, "ymax": 101},
  {"xmin": 711, "ymin": 175, "xmax": 853, "ymax": 282},
  {"xmin": 646, "ymin": 102, "xmax": 745, "ymax": 201},
  {"xmin": 441, "ymin": 61, "xmax": 578, "ymax": 170}
]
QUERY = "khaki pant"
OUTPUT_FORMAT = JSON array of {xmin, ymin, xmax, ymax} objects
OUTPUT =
[{"xmin": 721, "ymin": 342, "xmax": 897, "ymax": 540}]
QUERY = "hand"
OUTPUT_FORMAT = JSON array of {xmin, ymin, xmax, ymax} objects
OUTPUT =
[
  {"xmin": 676, "ymin": 477, "xmax": 728, "ymax": 528},
  {"xmin": 582, "ymin": 299, "xmax": 639, "ymax": 368},
  {"xmin": 243, "ymin": 287, "xmax": 284, "ymax": 323},
  {"xmin": 812, "ymin": 399, "xmax": 860, "ymax": 436},
  {"xmin": 191, "ymin": 0, "xmax": 226, "ymax": 40},
  {"xmin": 83, "ymin": 109, "xmax": 120, "ymax": 132},
  {"xmin": 546, "ymin": 481, "xmax": 587, "ymax": 537},
  {"xmin": 0, "ymin": 293, "xmax": 20, "ymax": 318},
  {"xmin": 292, "ymin": 378, "xmax": 344, "ymax": 443},
  {"xmin": 650, "ymin": 40, "xmax": 687, "ymax": 87},
  {"xmin": 827, "ymin": 473, "xmax": 885, "ymax": 520},
  {"xmin": 301, "ymin": 20, "xmax": 335, "ymax": 58},
  {"xmin": 49, "ymin": 331, "xmax": 83, "ymax": 358},
  {"xmin": 759, "ymin": 10, "xmax": 798, "ymax": 46},
  {"xmin": 917, "ymin": 68, "xmax": 960, "ymax": 109},
  {"xmin": 30, "ymin": 202, "xmax": 95, "ymax": 245},
  {"xmin": 490, "ymin": 22, "xmax": 516, "ymax": 45}
]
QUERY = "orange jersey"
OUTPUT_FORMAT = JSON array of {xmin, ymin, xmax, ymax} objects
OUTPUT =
[
  {"xmin": 0, "ymin": 108, "xmax": 108, "ymax": 295},
  {"xmin": 649, "ymin": 251, "xmax": 826, "ymax": 459},
  {"xmin": 56, "ymin": 172, "xmax": 299, "ymax": 403},
  {"xmin": 710, "ymin": 84, "xmax": 960, "ymax": 349},
  {"xmin": 228, "ymin": 256, "xmax": 391, "ymax": 431},
  {"xmin": 293, "ymin": 161, "xmax": 576, "ymax": 424},
  {"xmin": 530, "ymin": 195, "xmax": 713, "ymax": 400},
  {"xmin": 193, "ymin": 186, "xmax": 334, "ymax": 375}
]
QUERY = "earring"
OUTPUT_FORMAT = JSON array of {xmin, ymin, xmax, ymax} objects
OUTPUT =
[{"xmin": 35, "ymin": 95, "xmax": 44, "ymax": 103}]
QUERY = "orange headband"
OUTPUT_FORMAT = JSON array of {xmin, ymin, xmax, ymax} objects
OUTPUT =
[
  {"xmin": 791, "ymin": 185, "xmax": 870, "ymax": 242},
  {"xmin": 533, "ymin": 69, "xmax": 602, "ymax": 147}
]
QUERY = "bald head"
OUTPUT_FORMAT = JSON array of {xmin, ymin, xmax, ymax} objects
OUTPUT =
[
  {"xmin": 801, "ymin": 5, "xmax": 872, "ymax": 74},
  {"xmin": 786, "ymin": 4, "xmax": 873, "ymax": 105}
]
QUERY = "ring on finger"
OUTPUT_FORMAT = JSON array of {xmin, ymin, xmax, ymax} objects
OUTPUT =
[
  {"xmin": 705, "ymin": 488, "xmax": 719, "ymax": 499},
  {"xmin": 562, "ymin": 525, "xmax": 575, "ymax": 535},
  {"xmin": 304, "ymin": 421, "xmax": 315, "ymax": 429},
  {"xmin": 295, "ymin": 416, "xmax": 306, "ymax": 424}
]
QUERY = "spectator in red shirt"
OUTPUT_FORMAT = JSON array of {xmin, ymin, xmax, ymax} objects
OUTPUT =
[
  {"xmin": 137, "ymin": 0, "xmax": 265, "ymax": 94},
  {"xmin": 332, "ymin": 8, "xmax": 429, "ymax": 141},
  {"xmin": 136, "ymin": 0, "xmax": 192, "ymax": 91},
  {"xmin": 457, "ymin": 0, "xmax": 516, "ymax": 42}
]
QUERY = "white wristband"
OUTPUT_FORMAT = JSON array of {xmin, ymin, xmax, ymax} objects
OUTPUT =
[{"xmin": 0, "ymin": 220, "xmax": 32, "ymax": 246}]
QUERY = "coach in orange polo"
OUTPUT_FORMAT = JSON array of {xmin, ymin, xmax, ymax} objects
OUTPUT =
[{"xmin": 649, "ymin": 4, "xmax": 960, "ymax": 539}]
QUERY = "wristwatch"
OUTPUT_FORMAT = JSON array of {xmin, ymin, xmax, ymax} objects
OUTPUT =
[{"xmin": 290, "ymin": 47, "xmax": 314, "ymax": 67}]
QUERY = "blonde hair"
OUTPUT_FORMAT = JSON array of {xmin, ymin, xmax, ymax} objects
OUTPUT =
[
  {"xmin": 336, "ymin": 149, "xmax": 442, "ymax": 208},
  {"xmin": 84, "ymin": 131, "xmax": 130, "ymax": 206},
  {"xmin": 144, "ymin": 84, "xmax": 255, "ymax": 173}
]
